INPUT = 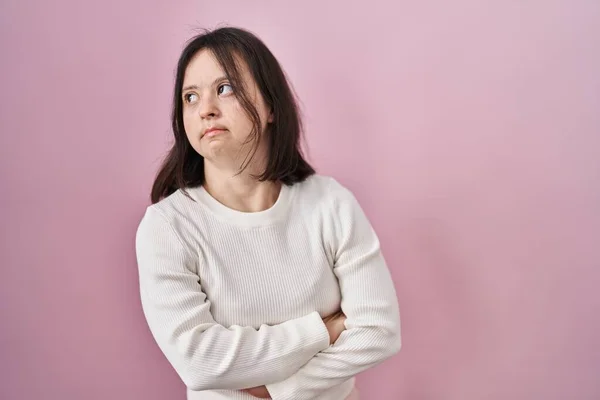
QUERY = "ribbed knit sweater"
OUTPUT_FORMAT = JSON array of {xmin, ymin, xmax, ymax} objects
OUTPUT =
[{"xmin": 135, "ymin": 174, "xmax": 401, "ymax": 399}]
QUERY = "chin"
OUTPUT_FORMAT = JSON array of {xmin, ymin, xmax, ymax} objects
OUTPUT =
[{"xmin": 200, "ymin": 143, "xmax": 231, "ymax": 161}]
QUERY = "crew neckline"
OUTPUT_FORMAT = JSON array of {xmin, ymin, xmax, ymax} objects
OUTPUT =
[{"xmin": 189, "ymin": 182, "xmax": 294, "ymax": 228}]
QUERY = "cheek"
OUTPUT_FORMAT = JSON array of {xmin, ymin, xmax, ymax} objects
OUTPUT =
[
  {"xmin": 230, "ymin": 102, "xmax": 247, "ymax": 125},
  {"xmin": 253, "ymin": 99, "xmax": 271, "ymax": 128},
  {"xmin": 182, "ymin": 110, "xmax": 196, "ymax": 137},
  {"xmin": 232, "ymin": 103, "xmax": 258, "ymax": 131}
]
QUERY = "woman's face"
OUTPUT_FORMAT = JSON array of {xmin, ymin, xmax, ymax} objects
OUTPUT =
[{"xmin": 181, "ymin": 49, "xmax": 272, "ymax": 168}]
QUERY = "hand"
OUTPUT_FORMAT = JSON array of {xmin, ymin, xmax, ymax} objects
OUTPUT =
[
  {"xmin": 322, "ymin": 310, "xmax": 347, "ymax": 344},
  {"xmin": 242, "ymin": 385, "xmax": 271, "ymax": 398}
]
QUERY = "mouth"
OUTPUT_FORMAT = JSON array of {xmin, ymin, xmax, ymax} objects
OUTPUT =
[{"xmin": 202, "ymin": 127, "xmax": 226, "ymax": 138}]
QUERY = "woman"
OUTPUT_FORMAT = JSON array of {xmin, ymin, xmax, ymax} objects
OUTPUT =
[{"xmin": 135, "ymin": 27, "xmax": 401, "ymax": 400}]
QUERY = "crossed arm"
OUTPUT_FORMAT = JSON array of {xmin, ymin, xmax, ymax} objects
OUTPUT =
[
  {"xmin": 246, "ymin": 184, "xmax": 402, "ymax": 399},
  {"xmin": 135, "ymin": 182, "xmax": 401, "ymax": 399}
]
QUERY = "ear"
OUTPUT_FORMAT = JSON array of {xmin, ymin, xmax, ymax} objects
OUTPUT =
[{"xmin": 267, "ymin": 109, "xmax": 274, "ymax": 123}]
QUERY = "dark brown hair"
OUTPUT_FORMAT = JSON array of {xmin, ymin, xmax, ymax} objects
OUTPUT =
[{"xmin": 150, "ymin": 27, "xmax": 314, "ymax": 204}]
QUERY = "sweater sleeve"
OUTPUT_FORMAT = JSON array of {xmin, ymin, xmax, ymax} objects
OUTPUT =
[
  {"xmin": 266, "ymin": 180, "xmax": 402, "ymax": 399},
  {"xmin": 135, "ymin": 206, "xmax": 330, "ymax": 392}
]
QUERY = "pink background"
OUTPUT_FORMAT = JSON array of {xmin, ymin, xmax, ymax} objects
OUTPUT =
[{"xmin": 1, "ymin": 1, "xmax": 599, "ymax": 399}]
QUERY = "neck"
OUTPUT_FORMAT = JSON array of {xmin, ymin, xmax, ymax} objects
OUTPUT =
[{"xmin": 203, "ymin": 162, "xmax": 281, "ymax": 213}]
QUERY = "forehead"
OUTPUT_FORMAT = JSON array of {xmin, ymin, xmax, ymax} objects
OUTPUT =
[
  {"xmin": 183, "ymin": 50, "xmax": 223, "ymax": 86},
  {"xmin": 182, "ymin": 49, "xmax": 253, "ymax": 88}
]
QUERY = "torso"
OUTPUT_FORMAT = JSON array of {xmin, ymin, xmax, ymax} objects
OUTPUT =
[{"xmin": 154, "ymin": 175, "xmax": 342, "ymax": 329}]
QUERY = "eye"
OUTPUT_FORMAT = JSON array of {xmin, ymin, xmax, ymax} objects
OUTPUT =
[
  {"xmin": 218, "ymin": 83, "xmax": 233, "ymax": 95},
  {"xmin": 184, "ymin": 93, "xmax": 198, "ymax": 103}
]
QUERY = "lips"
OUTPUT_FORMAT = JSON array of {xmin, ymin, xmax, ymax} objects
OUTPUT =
[{"xmin": 202, "ymin": 126, "xmax": 226, "ymax": 138}]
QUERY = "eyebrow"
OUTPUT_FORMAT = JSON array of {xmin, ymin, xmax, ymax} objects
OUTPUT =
[{"xmin": 182, "ymin": 76, "xmax": 228, "ymax": 92}]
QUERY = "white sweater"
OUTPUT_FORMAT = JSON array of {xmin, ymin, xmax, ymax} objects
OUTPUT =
[{"xmin": 135, "ymin": 174, "xmax": 401, "ymax": 400}]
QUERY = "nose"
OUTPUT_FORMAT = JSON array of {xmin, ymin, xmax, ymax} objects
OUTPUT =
[{"xmin": 199, "ymin": 93, "xmax": 220, "ymax": 119}]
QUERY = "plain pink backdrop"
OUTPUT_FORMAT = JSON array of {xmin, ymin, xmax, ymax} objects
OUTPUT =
[{"xmin": 1, "ymin": 1, "xmax": 599, "ymax": 399}]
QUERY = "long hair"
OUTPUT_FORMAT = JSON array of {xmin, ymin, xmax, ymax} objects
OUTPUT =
[{"xmin": 150, "ymin": 27, "xmax": 314, "ymax": 204}]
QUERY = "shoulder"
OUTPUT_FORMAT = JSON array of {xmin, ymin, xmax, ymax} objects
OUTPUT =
[
  {"xmin": 294, "ymin": 173, "xmax": 350, "ymax": 196},
  {"xmin": 292, "ymin": 174, "xmax": 359, "ymax": 211},
  {"xmin": 300, "ymin": 173, "xmax": 356, "ymax": 196},
  {"xmin": 136, "ymin": 188, "xmax": 199, "ymax": 240},
  {"xmin": 295, "ymin": 175, "xmax": 374, "ymax": 244}
]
